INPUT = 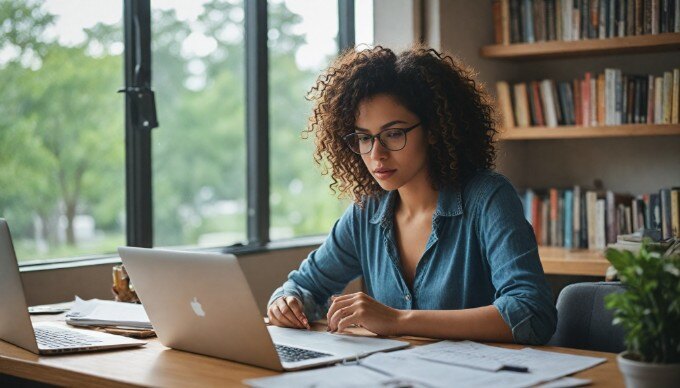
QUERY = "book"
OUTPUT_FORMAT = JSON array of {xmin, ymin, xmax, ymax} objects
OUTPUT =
[
  {"xmin": 514, "ymin": 83, "xmax": 531, "ymax": 127},
  {"xmin": 672, "ymin": 68, "xmax": 679, "ymax": 124},
  {"xmin": 501, "ymin": 0, "xmax": 511, "ymax": 45},
  {"xmin": 671, "ymin": 188, "xmax": 680, "ymax": 238},
  {"xmin": 573, "ymin": 185, "xmax": 582, "ymax": 248},
  {"xmin": 496, "ymin": 81, "xmax": 515, "ymax": 129},
  {"xmin": 660, "ymin": 188, "xmax": 673, "ymax": 239},
  {"xmin": 540, "ymin": 79, "xmax": 557, "ymax": 127},
  {"xmin": 663, "ymin": 71, "xmax": 673, "ymax": 123},
  {"xmin": 493, "ymin": 0, "xmax": 504, "ymax": 44},
  {"xmin": 564, "ymin": 189, "xmax": 574, "ymax": 249},
  {"xmin": 596, "ymin": 199, "xmax": 606, "ymax": 249}
]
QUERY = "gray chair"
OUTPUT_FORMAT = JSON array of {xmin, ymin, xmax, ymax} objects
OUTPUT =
[{"xmin": 548, "ymin": 282, "xmax": 626, "ymax": 353}]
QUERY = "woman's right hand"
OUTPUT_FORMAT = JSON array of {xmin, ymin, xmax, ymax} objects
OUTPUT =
[{"xmin": 267, "ymin": 296, "xmax": 310, "ymax": 329}]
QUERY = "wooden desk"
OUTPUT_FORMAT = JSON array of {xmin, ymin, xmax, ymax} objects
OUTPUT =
[
  {"xmin": 539, "ymin": 246, "xmax": 611, "ymax": 277},
  {"xmin": 0, "ymin": 316, "xmax": 624, "ymax": 387}
]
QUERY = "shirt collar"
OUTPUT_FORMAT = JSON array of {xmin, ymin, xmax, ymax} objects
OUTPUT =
[{"xmin": 369, "ymin": 185, "xmax": 463, "ymax": 226}]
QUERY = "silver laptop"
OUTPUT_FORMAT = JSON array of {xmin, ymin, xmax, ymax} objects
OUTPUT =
[
  {"xmin": 118, "ymin": 246, "xmax": 409, "ymax": 371},
  {"xmin": 0, "ymin": 219, "xmax": 145, "ymax": 354}
]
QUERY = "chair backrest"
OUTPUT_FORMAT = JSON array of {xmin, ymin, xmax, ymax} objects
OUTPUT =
[{"xmin": 548, "ymin": 282, "xmax": 626, "ymax": 353}]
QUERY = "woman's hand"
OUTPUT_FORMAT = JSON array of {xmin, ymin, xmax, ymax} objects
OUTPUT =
[
  {"xmin": 267, "ymin": 296, "xmax": 310, "ymax": 330},
  {"xmin": 326, "ymin": 292, "xmax": 403, "ymax": 336}
]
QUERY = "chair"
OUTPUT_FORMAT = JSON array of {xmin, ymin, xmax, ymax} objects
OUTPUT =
[{"xmin": 548, "ymin": 282, "xmax": 626, "ymax": 353}]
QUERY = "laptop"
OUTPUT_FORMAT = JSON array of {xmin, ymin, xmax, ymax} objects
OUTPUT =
[
  {"xmin": 118, "ymin": 246, "xmax": 410, "ymax": 371},
  {"xmin": 0, "ymin": 219, "xmax": 145, "ymax": 354}
]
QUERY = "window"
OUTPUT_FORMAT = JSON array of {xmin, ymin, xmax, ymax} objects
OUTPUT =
[
  {"xmin": 268, "ymin": 0, "xmax": 347, "ymax": 240},
  {"xmin": 2, "ymin": 0, "xmax": 371, "ymax": 265},
  {"xmin": 0, "ymin": 0, "xmax": 125, "ymax": 263},
  {"xmin": 150, "ymin": 0, "xmax": 247, "ymax": 248}
]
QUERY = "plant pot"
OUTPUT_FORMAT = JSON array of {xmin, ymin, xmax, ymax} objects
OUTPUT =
[{"xmin": 617, "ymin": 352, "xmax": 680, "ymax": 388}]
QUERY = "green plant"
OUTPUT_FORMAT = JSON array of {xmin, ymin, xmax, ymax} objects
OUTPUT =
[{"xmin": 605, "ymin": 240, "xmax": 680, "ymax": 363}]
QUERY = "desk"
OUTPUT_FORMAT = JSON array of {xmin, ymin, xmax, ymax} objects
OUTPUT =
[{"xmin": 0, "ymin": 315, "xmax": 623, "ymax": 387}]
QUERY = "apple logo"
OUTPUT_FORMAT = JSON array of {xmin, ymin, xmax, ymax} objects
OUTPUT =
[{"xmin": 190, "ymin": 297, "xmax": 206, "ymax": 317}]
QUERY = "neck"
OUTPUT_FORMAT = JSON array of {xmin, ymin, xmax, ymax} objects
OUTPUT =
[{"xmin": 395, "ymin": 172, "xmax": 439, "ymax": 218}]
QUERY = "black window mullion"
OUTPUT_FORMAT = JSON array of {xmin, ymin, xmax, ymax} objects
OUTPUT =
[
  {"xmin": 339, "ymin": 0, "xmax": 355, "ymax": 52},
  {"xmin": 245, "ymin": 0, "xmax": 270, "ymax": 246},
  {"xmin": 123, "ymin": 0, "xmax": 156, "ymax": 248}
]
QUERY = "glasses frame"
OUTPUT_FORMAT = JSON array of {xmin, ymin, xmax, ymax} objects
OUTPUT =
[{"xmin": 343, "ymin": 122, "xmax": 421, "ymax": 155}]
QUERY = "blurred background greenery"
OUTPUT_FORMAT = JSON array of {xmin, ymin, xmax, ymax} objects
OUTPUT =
[{"xmin": 0, "ymin": 0, "xmax": 370, "ymax": 263}]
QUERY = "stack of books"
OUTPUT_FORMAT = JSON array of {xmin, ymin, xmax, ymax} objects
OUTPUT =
[
  {"xmin": 492, "ymin": 0, "xmax": 680, "ymax": 45},
  {"xmin": 520, "ymin": 186, "xmax": 679, "ymax": 250},
  {"xmin": 496, "ymin": 68, "xmax": 680, "ymax": 129}
]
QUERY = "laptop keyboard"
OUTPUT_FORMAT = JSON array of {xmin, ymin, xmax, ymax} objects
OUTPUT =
[
  {"xmin": 275, "ymin": 344, "xmax": 332, "ymax": 362},
  {"xmin": 34, "ymin": 326, "xmax": 103, "ymax": 349}
]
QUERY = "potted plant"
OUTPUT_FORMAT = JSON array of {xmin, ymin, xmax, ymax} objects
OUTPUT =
[{"xmin": 605, "ymin": 240, "xmax": 680, "ymax": 388}]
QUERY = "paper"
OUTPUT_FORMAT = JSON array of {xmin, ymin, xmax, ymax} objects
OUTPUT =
[
  {"xmin": 65, "ymin": 296, "xmax": 152, "ymax": 329},
  {"xmin": 243, "ymin": 364, "xmax": 421, "ymax": 388},
  {"xmin": 537, "ymin": 377, "xmax": 592, "ymax": 388},
  {"xmin": 406, "ymin": 341, "xmax": 605, "ymax": 383},
  {"xmin": 361, "ymin": 350, "xmax": 547, "ymax": 388}
]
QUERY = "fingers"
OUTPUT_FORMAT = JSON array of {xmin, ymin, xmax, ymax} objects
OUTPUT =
[
  {"xmin": 326, "ymin": 293, "xmax": 360, "ymax": 323},
  {"xmin": 336, "ymin": 312, "xmax": 360, "ymax": 333},
  {"xmin": 268, "ymin": 297, "xmax": 305, "ymax": 329},
  {"xmin": 327, "ymin": 299, "xmax": 356, "ymax": 331},
  {"xmin": 285, "ymin": 296, "xmax": 310, "ymax": 329}
]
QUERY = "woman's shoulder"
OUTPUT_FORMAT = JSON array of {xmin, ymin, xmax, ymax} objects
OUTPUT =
[{"xmin": 460, "ymin": 170, "xmax": 519, "ymax": 209}]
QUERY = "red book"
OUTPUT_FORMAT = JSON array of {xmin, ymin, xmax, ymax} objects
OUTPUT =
[
  {"xmin": 583, "ymin": 72, "xmax": 592, "ymax": 127},
  {"xmin": 531, "ymin": 81, "xmax": 545, "ymax": 126},
  {"xmin": 573, "ymin": 78, "xmax": 582, "ymax": 126}
]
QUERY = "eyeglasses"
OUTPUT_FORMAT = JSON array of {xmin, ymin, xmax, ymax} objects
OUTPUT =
[{"xmin": 343, "ymin": 123, "xmax": 421, "ymax": 155}]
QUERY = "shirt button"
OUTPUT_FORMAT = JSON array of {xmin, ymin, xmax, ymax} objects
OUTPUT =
[{"xmin": 405, "ymin": 294, "xmax": 411, "ymax": 301}]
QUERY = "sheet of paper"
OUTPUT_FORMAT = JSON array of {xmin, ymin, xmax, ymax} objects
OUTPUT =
[
  {"xmin": 360, "ymin": 350, "xmax": 547, "ymax": 388},
  {"xmin": 65, "ymin": 296, "xmax": 152, "ymax": 329},
  {"xmin": 515, "ymin": 348, "xmax": 606, "ymax": 380},
  {"xmin": 406, "ymin": 340, "xmax": 605, "ymax": 381},
  {"xmin": 407, "ymin": 340, "xmax": 511, "ymax": 371},
  {"xmin": 536, "ymin": 377, "xmax": 592, "ymax": 388},
  {"xmin": 243, "ymin": 364, "xmax": 414, "ymax": 388}
]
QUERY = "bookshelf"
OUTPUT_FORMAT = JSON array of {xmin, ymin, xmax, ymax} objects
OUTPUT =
[
  {"xmin": 426, "ymin": 1, "xmax": 680, "ymax": 276},
  {"xmin": 497, "ymin": 123, "xmax": 680, "ymax": 140},
  {"xmin": 481, "ymin": 32, "xmax": 680, "ymax": 59}
]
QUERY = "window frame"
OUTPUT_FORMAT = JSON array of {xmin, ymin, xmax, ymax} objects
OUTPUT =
[{"xmin": 17, "ymin": 0, "xmax": 356, "ymax": 269}]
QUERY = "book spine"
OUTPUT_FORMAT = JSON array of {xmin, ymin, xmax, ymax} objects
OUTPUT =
[
  {"xmin": 574, "ymin": 78, "xmax": 582, "ymax": 125},
  {"xmin": 634, "ymin": 76, "xmax": 642, "ymax": 124},
  {"xmin": 564, "ymin": 190, "xmax": 574, "ymax": 249},
  {"xmin": 493, "ymin": 0, "xmax": 504, "ymax": 44},
  {"xmin": 563, "ymin": 0, "xmax": 574, "ymax": 40},
  {"xmin": 596, "ymin": 199, "xmax": 606, "ymax": 249},
  {"xmin": 573, "ymin": 185, "xmax": 581, "ymax": 248},
  {"xmin": 626, "ymin": 76, "xmax": 635, "ymax": 124},
  {"xmin": 628, "ymin": 0, "xmax": 637, "ymax": 35},
  {"xmin": 675, "ymin": 0, "xmax": 680, "ymax": 32},
  {"xmin": 502, "ymin": 0, "xmax": 511, "ymax": 44},
  {"xmin": 547, "ymin": 0, "xmax": 557, "ymax": 40},
  {"xmin": 524, "ymin": 0, "xmax": 536, "ymax": 42},
  {"xmin": 671, "ymin": 189, "xmax": 680, "ymax": 238},
  {"xmin": 617, "ymin": 0, "xmax": 627, "ymax": 36},
  {"xmin": 580, "ymin": 191, "xmax": 588, "ymax": 248},
  {"xmin": 605, "ymin": 68, "xmax": 614, "ymax": 125},
  {"xmin": 582, "ymin": 0, "xmax": 591, "ymax": 38},
  {"xmin": 583, "ymin": 73, "xmax": 592, "ymax": 126},
  {"xmin": 615, "ymin": 69, "xmax": 623, "ymax": 125},
  {"xmin": 672, "ymin": 68, "xmax": 679, "ymax": 124},
  {"xmin": 597, "ymin": 73, "xmax": 605, "ymax": 125},
  {"xmin": 608, "ymin": 0, "xmax": 616, "ymax": 37},
  {"xmin": 586, "ymin": 191, "xmax": 597, "ymax": 249},
  {"xmin": 556, "ymin": 0, "xmax": 564, "ymax": 39},
  {"xmin": 663, "ymin": 71, "xmax": 673, "ymax": 123},
  {"xmin": 590, "ymin": 76, "xmax": 598, "ymax": 125},
  {"xmin": 541, "ymin": 79, "xmax": 559, "ymax": 127},
  {"xmin": 644, "ymin": 0, "xmax": 653, "ymax": 34},
  {"xmin": 550, "ymin": 188, "xmax": 558, "ymax": 246},
  {"xmin": 510, "ymin": 0, "xmax": 522, "ymax": 43},
  {"xmin": 632, "ymin": 197, "xmax": 640, "ymax": 231},
  {"xmin": 550, "ymin": 79, "xmax": 564, "ymax": 124},
  {"xmin": 647, "ymin": 74, "xmax": 655, "ymax": 124},
  {"xmin": 565, "ymin": 82, "xmax": 576, "ymax": 124},
  {"xmin": 542, "ymin": 198, "xmax": 550, "ymax": 245},
  {"xmin": 650, "ymin": 193, "xmax": 662, "ymax": 230},
  {"xmin": 590, "ymin": 0, "xmax": 600, "ymax": 38},
  {"xmin": 660, "ymin": 188, "xmax": 672, "ymax": 239},
  {"xmin": 655, "ymin": 76, "xmax": 664, "ymax": 123},
  {"xmin": 640, "ymin": 76, "xmax": 648, "ymax": 123},
  {"xmin": 573, "ymin": 0, "xmax": 581, "ymax": 40},
  {"xmin": 661, "ymin": 0, "xmax": 669, "ymax": 33},
  {"xmin": 652, "ymin": 0, "xmax": 660, "ymax": 34},
  {"xmin": 497, "ymin": 81, "xmax": 515, "ymax": 129},
  {"xmin": 598, "ymin": 0, "xmax": 607, "ymax": 38},
  {"xmin": 635, "ymin": 0, "xmax": 644, "ymax": 35},
  {"xmin": 531, "ymin": 80, "xmax": 546, "ymax": 126},
  {"xmin": 606, "ymin": 190, "xmax": 616, "ymax": 244},
  {"xmin": 534, "ymin": 0, "xmax": 546, "ymax": 42}
]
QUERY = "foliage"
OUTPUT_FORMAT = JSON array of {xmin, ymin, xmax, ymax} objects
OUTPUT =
[
  {"xmin": 605, "ymin": 240, "xmax": 680, "ymax": 363},
  {"xmin": 1, "ymin": 0, "xmax": 345, "ymax": 261}
]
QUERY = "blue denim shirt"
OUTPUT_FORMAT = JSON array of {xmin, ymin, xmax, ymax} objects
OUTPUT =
[{"xmin": 269, "ymin": 171, "xmax": 557, "ymax": 345}]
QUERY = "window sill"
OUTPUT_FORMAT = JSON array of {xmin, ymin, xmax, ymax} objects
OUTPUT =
[{"xmin": 18, "ymin": 235, "xmax": 327, "ymax": 273}]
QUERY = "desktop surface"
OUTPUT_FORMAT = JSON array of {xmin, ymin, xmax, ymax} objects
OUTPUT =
[{"xmin": 0, "ymin": 314, "xmax": 624, "ymax": 387}]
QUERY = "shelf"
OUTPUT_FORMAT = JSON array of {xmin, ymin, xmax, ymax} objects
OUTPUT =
[
  {"xmin": 539, "ymin": 247, "xmax": 610, "ymax": 276},
  {"xmin": 481, "ymin": 32, "xmax": 680, "ymax": 60},
  {"xmin": 496, "ymin": 124, "xmax": 680, "ymax": 140}
]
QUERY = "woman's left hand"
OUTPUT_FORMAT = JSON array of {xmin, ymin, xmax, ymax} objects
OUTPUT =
[{"xmin": 326, "ymin": 292, "xmax": 403, "ymax": 336}]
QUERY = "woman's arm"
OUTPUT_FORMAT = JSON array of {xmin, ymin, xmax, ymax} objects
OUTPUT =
[
  {"xmin": 267, "ymin": 204, "xmax": 363, "ymax": 327},
  {"xmin": 327, "ymin": 292, "xmax": 512, "ymax": 342}
]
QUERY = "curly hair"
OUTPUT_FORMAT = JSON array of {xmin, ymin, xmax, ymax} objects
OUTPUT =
[{"xmin": 304, "ymin": 44, "xmax": 497, "ymax": 205}]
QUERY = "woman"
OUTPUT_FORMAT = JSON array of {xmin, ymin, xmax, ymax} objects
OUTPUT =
[{"xmin": 267, "ymin": 45, "xmax": 557, "ymax": 345}]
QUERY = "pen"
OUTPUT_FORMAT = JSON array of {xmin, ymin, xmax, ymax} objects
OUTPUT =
[{"xmin": 500, "ymin": 364, "xmax": 529, "ymax": 373}]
